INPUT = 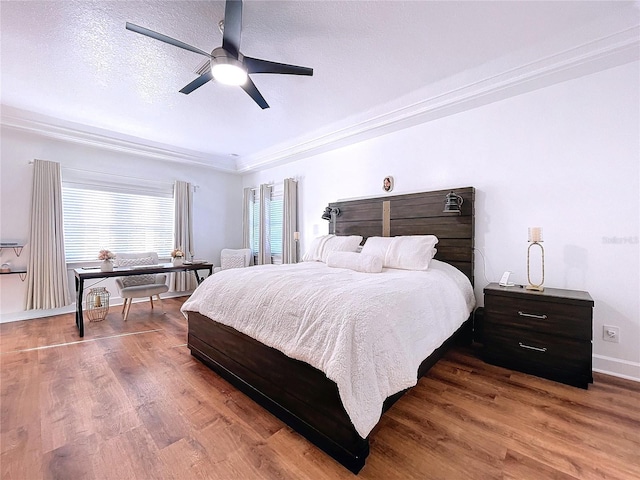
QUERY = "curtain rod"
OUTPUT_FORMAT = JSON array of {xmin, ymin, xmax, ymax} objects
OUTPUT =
[
  {"xmin": 28, "ymin": 161, "xmax": 199, "ymax": 190},
  {"xmin": 250, "ymin": 178, "xmax": 297, "ymax": 191}
]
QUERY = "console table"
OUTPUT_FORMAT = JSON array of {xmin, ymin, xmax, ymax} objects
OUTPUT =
[{"xmin": 74, "ymin": 262, "xmax": 213, "ymax": 337}]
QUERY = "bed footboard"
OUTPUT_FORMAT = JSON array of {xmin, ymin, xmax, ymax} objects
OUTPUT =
[{"xmin": 188, "ymin": 311, "xmax": 370, "ymax": 473}]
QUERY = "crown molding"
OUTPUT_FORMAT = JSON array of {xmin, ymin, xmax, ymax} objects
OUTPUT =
[
  {"xmin": 2, "ymin": 25, "xmax": 637, "ymax": 176},
  {"xmin": 237, "ymin": 26, "xmax": 639, "ymax": 173},
  {"xmin": 0, "ymin": 108, "xmax": 238, "ymax": 173}
]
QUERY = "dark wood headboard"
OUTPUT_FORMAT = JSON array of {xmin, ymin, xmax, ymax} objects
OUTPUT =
[{"xmin": 330, "ymin": 187, "xmax": 475, "ymax": 283}]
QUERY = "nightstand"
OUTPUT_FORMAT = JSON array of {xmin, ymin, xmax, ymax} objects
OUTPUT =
[{"xmin": 482, "ymin": 283, "xmax": 594, "ymax": 389}]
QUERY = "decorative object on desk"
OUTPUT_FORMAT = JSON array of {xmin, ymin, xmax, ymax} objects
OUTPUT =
[
  {"xmin": 526, "ymin": 227, "xmax": 544, "ymax": 291},
  {"xmin": 171, "ymin": 248, "xmax": 185, "ymax": 266},
  {"xmin": 443, "ymin": 191, "xmax": 463, "ymax": 214},
  {"xmin": 98, "ymin": 249, "xmax": 115, "ymax": 272},
  {"xmin": 0, "ymin": 263, "xmax": 10, "ymax": 273},
  {"xmin": 86, "ymin": 287, "xmax": 110, "ymax": 322},
  {"xmin": 383, "ymin": 176, "xmax": 394, "ymax": 192},
  {"xmin": 100, "ymin": 260, "xmax": 113, "ymax": 272}
]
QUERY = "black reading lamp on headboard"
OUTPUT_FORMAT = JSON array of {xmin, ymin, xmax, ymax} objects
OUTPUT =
[
  {"xmin": 443, "ymin": 191, "xmax": 463, "ymax": 214},
  {"xmin": 322, "ymin": 206, "xmax": 341, "ymax": 234}
]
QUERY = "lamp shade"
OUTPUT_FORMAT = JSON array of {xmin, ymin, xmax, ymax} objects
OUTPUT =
[
  {"xmin": 321, "ymin": 207, "xmax": 332, "ymax": 221},
  {"xmin": 443, "ymin": 191, "xmax": 463, "ymax": 214}
]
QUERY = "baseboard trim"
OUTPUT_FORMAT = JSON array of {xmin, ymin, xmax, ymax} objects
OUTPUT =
[
  {"xmin": 593, "ymin": 354, "xmax": 640, "ymax": 383},
  {"xmin": 0, "ymin": 291, "xmax": 191, "ymax": 324}
]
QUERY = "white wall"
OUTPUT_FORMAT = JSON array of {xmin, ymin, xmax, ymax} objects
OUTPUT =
[
  {"xmin": 0, "ymin": 127, "xmax": 243, "ymax": 320},
  {"xmin": 242, "ymin": 61, "xmax": 640, "ymax": 381}
]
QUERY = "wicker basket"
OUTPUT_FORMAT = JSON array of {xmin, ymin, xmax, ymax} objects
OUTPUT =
[{"xmin": 86, "ymin": 287, "xmax": 110, "ymax": 322}]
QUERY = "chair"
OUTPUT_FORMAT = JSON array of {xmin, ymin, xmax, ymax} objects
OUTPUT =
[
  {"xmin": 114, "ymin": 252, "xmax": 169, "ymax": 321},
  {"xmin": 213, "ymin": 248, "xmax": 253, "ymax": 273}
]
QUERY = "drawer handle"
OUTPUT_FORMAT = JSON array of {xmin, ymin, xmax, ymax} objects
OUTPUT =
[
  {"xmin": 518, "ymin": 311, "xmax": 548, "ymax": 320},
  {"xmin": 519, "ymin": 342, "xmax": 547, "ymax": 353}
]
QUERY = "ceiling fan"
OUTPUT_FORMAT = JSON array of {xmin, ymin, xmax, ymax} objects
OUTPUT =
[{"xmin": 126, "ymin": 0, "xmax": 313, "ymax": 109}]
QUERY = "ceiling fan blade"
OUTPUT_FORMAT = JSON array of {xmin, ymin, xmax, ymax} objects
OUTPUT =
[
  {"xmin": 243, "ymin": 57, "xmax": 313, "ymax": 76},
  {"xmin": 179, "ymin": 71, "xmax": 213, "ymax": 95},
  {"xmin": 222, "ymin": 0, "xmax": 243, "ymax": 58},
  {"xmin": 126, "ymin": 22, "xmax": 212, "ymax": 58},
  {"xmin": 240, "ymin": 77, "xmax": 269, "ymax": 109}
]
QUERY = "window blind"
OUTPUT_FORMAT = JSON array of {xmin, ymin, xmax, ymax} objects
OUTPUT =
[
  {"xmin": 251, "ymin": 189, "xmax": 260, "ymax": 255},
  {"xmin": 270, "ymin": 187, "xmax": 284, "ymax": 259},
  {"xmin": 62, "ymin": 186, "xmax": 174, "ymax": 262},
  {"xmin": 249, "ymin": 184, "xmax": 284, "ymax": 261}
]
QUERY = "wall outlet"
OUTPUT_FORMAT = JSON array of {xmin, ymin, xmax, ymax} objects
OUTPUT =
[{"xmin": 603, "ymin": 325, "xmax": 620, "ymax": 343}]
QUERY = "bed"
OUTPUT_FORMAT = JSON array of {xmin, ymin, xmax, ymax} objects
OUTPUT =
[{"xmin": 182, "ymin": 187, "xmax": 475, "ymax": 473}]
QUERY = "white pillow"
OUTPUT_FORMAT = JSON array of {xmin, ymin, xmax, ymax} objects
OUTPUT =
[
  {"xmin": 326, "ymin": 251, "xmax": 383, "ymax": 273},
  {"xmin": 302, "ymin": 235, "xmax": 334, "ymax": 262},
  {"xmin": 384, "ymin": 235, "xmax": 438, "ymax": 271},
  {"xmin": 360, "ymin": 237, "xmax": 393, "ymax": 261},
  {"xmin": 321, "ymin": 235, "xmax": 363, "ymax": 262},
  {"xmin": 361, "ymin": 235, "xmax": 439, "ymax": 270}
]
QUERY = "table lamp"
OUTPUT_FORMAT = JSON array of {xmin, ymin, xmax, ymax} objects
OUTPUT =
[{"xmin": 526, "ymin": 227, "xmax": 544, "ymax": 291}]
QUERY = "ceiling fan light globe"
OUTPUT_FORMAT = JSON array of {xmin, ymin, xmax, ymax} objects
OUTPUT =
[
  {"xmin": 211, "ymin": 63, "xmax": 248, "ymax": 85},
  {"xmin": 210, "ymin": 48, "xmax": 247, "ymax": 86}
]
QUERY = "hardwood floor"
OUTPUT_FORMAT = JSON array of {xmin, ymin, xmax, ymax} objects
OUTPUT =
[{"xmin": 1, "ymin": 297, "xmax": 639, "ymax": 479}]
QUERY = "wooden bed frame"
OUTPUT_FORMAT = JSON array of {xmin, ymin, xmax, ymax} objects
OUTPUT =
[{"xmin": 186, "ymin": 187, "xmax": 475, "ymax": 473}]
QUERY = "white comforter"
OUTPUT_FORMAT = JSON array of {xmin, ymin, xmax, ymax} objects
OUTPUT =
[{"xmin": 181, "ymin": 260, "xmax": 475, "ymax": 438}]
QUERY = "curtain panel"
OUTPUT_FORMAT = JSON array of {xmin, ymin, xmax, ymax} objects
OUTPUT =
[
  {"xmin": 25, "ymin": 159, "xmax": 70, "ymax": 310},
  {"xmin": 257, "ymin": 184, "xmax": 272, "ymax": 265},
  {"xmin": 170, "ymin": 180, "xmax": 195, "ymax": 291},
  {"xmin": 242, "ymin": 187, "xmax": 253, "ymax": 249},
  {"xmin": 282, "ymin": 178, "xmax": 298, "ymax": 264}
]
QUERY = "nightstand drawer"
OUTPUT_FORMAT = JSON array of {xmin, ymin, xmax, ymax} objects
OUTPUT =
[
  {"xmin": 484, "ymin": 326, "xmax": 591, "ymax": 373},
  {"xmin": 484, "ymin": 295, "xmax": 592, "ymax": 341}
]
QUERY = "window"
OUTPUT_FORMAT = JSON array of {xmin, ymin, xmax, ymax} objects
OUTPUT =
[
  {"xmin": 61, "ymin": 171, "xmax": 174, "ymax": 262},
  {"xmin": 270, "ymin": 188, "xmax": 284, "ymax": 257},
  {"xmin": 249, "ymin": 184, "xmax": 284, "ymax": 262}
]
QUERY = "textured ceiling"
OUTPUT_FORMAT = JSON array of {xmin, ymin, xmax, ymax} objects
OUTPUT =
[{"xmin": 1, "ymin": 1, "xmax": 639, "ymax": 172}]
